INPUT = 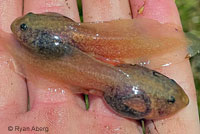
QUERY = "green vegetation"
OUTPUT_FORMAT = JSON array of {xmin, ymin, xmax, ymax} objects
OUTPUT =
[
  {"xmin": 176, "ymin": 0, "xmax": 200, "ymax": 36},
  {"xmin": 77, "ymin": 0, "xmax": 83, "ymax": 22},
  {"xmin": 84, "ymin": 94, "xmax": 90, "ymax": 110}
]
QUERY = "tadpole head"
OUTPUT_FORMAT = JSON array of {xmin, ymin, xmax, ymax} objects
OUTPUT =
[
  {"xmin": 144, "ymin": 70, "xmax": 189, "ymax": 120},
  {"xmin": 103, "ymin": 83, "xmax": 189, "ymax": 120},
  {"xmin": 11, "ymin": 12, "xmax": 73, "ymax": 59},
  {"xmin": 103, "ymin": 65, "xmax": 189, "ymax": 120}
]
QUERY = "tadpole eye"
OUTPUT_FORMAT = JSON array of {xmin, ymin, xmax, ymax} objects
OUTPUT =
[
  {"xmin": 20, "ymin": 23, "xmax": 28, "ymax": 31},
  {"xmin": 167, "ymin": 96, "xmax": 176, "ymax": 104}
]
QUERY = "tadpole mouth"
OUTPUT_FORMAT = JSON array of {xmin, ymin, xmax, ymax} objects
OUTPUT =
[
  {"xmin": 181, "ymin": 91, "xmax": 189, "ymax": 106},
  {"xmin": 172, "ymin": 87, "xmax": 189, "ymax": 114}
]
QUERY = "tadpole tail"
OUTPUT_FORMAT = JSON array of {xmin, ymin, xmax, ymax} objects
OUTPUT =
[{"xmin": 186, "ymin": 32, "xmax": 200, "ymax": 57}]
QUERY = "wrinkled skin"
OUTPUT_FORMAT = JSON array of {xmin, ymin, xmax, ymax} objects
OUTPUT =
[{"xmin": 6, "ymin": 12, "xmax": 189, "ymax": 120}]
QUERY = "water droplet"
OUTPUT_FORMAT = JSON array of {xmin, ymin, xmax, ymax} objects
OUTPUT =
[
  {"xmin": 139, "ymin": 60, "xmax": 150, "ymax": 66},
  {"xmin": 162, "ymin": 62, "xmax": 172, "ymax": 67},
  {"xmin": 113, "ymin": 127, "xmax": 121, "ymax": 132}
]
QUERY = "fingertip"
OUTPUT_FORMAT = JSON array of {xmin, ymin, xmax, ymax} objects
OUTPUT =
[
  {"xmin": 0, "ymin": 0, "xmax": 28, "ymax": 116},
  {"xmin": 82, "ymin": 0, "xmax": 132, "ymax": 22},
  {"xmin": 0, "ymin": 0, "xmax": 23, "ymax": 32},
  {"xmin": 130, "ymin": 0, "xmax": 182, "ymax": 26},
  {"xmin": 24, "ymin": 0, "xmax": 80, "ymax": 22}
]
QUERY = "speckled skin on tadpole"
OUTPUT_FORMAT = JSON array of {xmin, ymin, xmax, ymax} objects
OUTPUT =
[
  {"xmin": 11, "ymin": 12, "xmax": 190, "ymax": 66},
  {"xmin": 104, "ymin": 64, "xmax": 189, "ymax": 119},
  {"xmin": 11, "ymin": 12, "xmax": 77, "ymax": 59},
  {"xmin": 10, "ymin": 12, "xmax": 189, "ymax": 120}
]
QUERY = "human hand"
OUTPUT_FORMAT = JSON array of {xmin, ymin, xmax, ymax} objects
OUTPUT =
[{"xmin": 0, "ymin": 0, "xmax": 199, "ymax": 134}]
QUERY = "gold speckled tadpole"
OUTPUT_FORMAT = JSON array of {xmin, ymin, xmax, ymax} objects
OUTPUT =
[
  {"xmin": 11, "ymin": 12, "xmax": 190, "ymax": 67},
  {"xmin": 8, "ymin": 12, "xmax": 189, "ymax": 120}
]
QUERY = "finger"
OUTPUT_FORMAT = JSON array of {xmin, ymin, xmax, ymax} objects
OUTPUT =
[
  {"xmin": 130, "ymin": 0, "xmax": 181, "ymax": 26},
  {"xmin": 130, "ymin": 0, "xmax": 200, "ymax": 133},
  {"xmin": 0, "ymin": 0, "xmax": 22, "ymax": 32},
  {"xmin": 0, "ymin": 0, "xmax": 27, "ymax": 116},
  {"xmin": 82, "ymin": 0, "xmax": 142, "ymax": 133},
  {"xmin": 24, "ymin": 0, "xmax": 80, "ymax": 21},
  {"xmin": 82, "ymin": 0, "xmax": 132, "ymax": 22}
]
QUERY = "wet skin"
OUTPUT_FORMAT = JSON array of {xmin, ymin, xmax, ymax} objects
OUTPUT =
[{"xmin": 8, "ymin": 12, "xmax": 189, "ymax": 120}]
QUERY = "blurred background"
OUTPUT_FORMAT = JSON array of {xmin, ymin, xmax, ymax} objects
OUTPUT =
[{"xmin": 77, "ymin": 0, "xmax": 200, "ymax": 117}]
